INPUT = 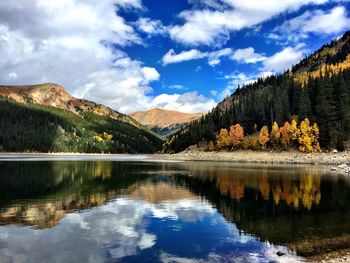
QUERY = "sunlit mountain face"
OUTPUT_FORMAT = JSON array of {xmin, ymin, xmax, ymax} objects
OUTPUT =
[
  {"xmin": 0, "ymin": 1, "xmax": 349, "ymax": 114},
  {"xmin": 0, "ymin": 160, "xmax": 350, "ymax": 262}
]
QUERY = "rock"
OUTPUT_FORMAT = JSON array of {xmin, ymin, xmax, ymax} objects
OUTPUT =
[
  {"xmin": 276, "ymin": 251, "xmax": 285, "ymax": 257},
  {"xmin": 333, "ymin": 149, "xmax": 338, "ymax": 153}
]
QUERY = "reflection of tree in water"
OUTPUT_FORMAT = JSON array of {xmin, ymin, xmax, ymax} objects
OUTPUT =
[
  {"xmin": 0, "ymin": 161, "xmax": 155, "ymax": 228},
  {"xmin": 176, "ymin": 164, "xmax": 322, "ymax": 210},
  {"xmin": 172, "ymin": 163, "xmax": 350, "ymax": 246}
]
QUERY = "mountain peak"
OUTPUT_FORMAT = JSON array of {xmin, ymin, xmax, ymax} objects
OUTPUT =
[
  {"xmin": 0, "ymin": 83, "xmax": 143, "ymax": 129},
  {"xmin": 130, "ymin": 108, "xmax": 203, "ymax": 136}
]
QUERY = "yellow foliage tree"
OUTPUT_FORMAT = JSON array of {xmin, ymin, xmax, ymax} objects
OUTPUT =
[
  {"xmin": 312, "ymin": 123, "xmax": 321, "ymax": 152},
  {"xmin": 229, "ymin": 124, "xmax": 244, "ymax": 148},
  {"xmin": 217, "ymin": 128, "xmax": 231, "ymax": 149},
  {"xmin": 298, "ymin": 118, "xmax": 313, "ymax": 153},
  {"xmin": 259, "ymin": 126, "xmax": 269, "ymax": 150},
  {"xmin": 280, "ymin": 121, "xmax": 291, "ymax": 148},
  {"xmin": 102, "ymin": 132, "xmax": 113, "ymax": 141},
  {"xmin": 290, "ymin": 119, "xmax": 300, "ymax": 144},
  {"xmin": 270, "ymin": 121, "xmax": 280, "ymax": 146}
]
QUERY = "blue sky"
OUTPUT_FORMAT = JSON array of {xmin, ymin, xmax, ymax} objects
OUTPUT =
[{"xmin": 0, "ymin": 0, "xmax": 349, "ymax": 113}]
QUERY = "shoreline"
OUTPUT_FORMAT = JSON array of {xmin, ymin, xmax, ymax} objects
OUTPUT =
[
  {"xmin": 1, "ymin": 150, "xmax": 350, "ymax": 165},
  {"xmin": 155, "ymin": 150, "xmax": 350, "ymax": 166}
]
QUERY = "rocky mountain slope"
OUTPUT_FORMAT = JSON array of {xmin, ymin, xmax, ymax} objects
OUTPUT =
[
  {"xmin": 0, "ymin": 84, "xmax": 163, "ymax": 153},
  {"xmin": 130, "ymin": 108, "xmax": 202, "ymax": 136},
  {"xmin": 0, "ymin": 83, "xmax": 142, "ymax": 128}
]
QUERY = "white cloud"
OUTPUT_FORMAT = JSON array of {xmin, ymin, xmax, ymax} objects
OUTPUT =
[
  {"xmin": 169, "ymin": 84, "xmax": 185, "ymax": 90},
  {"xmin": 231, "ymin": 47, "xmax": 266, "ymax": 64},
  {"xmin": 219, "ymin": 73, "xmax": 254, "ymax": 99},
  {"xmin": 219, "ymin": 71, "xmax": 276, "ymax": 99},
  {"xmin": 162, "ymin": 48, "xmax": 233, "ymax": 66},
  {"xmin": 271, "ymin": 6, "xmax": 350, "ymax": 44},
  {"xmin": 0, "ymin": 0, "xmax": 168, "ymax": 114},
  {"xmin": 210, "ymin": 90, "xmax": 218, "ymax": 96},
  {"xmin": 262, "ymin": 45, "xmax": 306, "ymax": 72},
  {"xmin": 0, "ymin": 197, "xmax": 216, "ymax": 262},
  {"xmin": 149, "ymin": 92, "xmax": 217, "ymax": 113},
  {"xmin": 301, "ymin": 6, "xmax": 350, "ymax": 34},
  {"xmin": 135, "ymin": 17, "xmax": 167, "ymax": 35},
  {"xmin": 162, "ymin": 49, "xmax": 207, "ymax": 65},
  {"xmin": 207, "ymin": 48, "xmax": 233, "ymax": 66},
  {"xmin": 169, "ymin": 0, "xmax": 330, "ymax": 46}
]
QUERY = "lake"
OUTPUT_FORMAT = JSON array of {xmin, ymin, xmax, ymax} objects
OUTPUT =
[{"xmin": 0, "ymin": 156, "xmax": 350, "ymax": 262}]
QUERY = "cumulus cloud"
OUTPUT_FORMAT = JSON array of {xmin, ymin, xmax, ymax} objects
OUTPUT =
[
  {"xmin": 135, "ymin": 17, "xmax": 167, "ymax": 35},
  {"xmin": 149, "ymin": 92, "xmax": 216, "ymax": 113},
  {"xmin": 207, "ymin": 48, "xmax": 233, "ymax": 66},
  {"xmin": 162, "ymin": 49, "xmax": 207, "ymax": 65},
  {"xmin": 219, "ymin": 71, "xmax": 276, "ymax": 99},
  {"xmin": 271, "ymin": 6, "xmax": 350, "ymax": 44},
  {"xmin": 231, "ymin": 48, "xmax": 266, "ymax": 64},
  {"xmin": 169, "ymin": 0, "xmax": 331, "ymax": 46},
  {"xmin": 162, "ymin": 47, "xmax": 234, "ymax": 66},
  {"xmin": 262, "ymin": 45, "xmax": 306, "ymax": 72},
  {"xmin": 219, "ymin": 73, "xmax": 255, "ymax": 99},
  {"xmin": 162, "ymin": 47, "xmax": 267, "ymax": 66},
  {"xmin": 0, "ymin": 0, "xmax": 165, "ymax": 113}
]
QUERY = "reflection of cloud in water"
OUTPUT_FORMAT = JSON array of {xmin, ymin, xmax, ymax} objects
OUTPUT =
[
  {"xmin": 0, "ymin": 197, "xmax": 301, "ymax": 262},
  {"xmin": 0, "ymin": 198, "xmax": 215, "ymax": 262}
]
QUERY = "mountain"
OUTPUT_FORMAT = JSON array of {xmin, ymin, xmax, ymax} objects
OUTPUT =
[
  {"xmin": 0, "ymin": 83, "xmax": 163, "ymax": 153},
  {"xmin": 0, "ymin": 83, "xmax": 142, "ymax": 128},
  {"xmin": 130, "ymin": 108, "xmax": 202, "ymax": 137},
  {"xmin": 163, "ymin": 30, "xmax": 350, "ymax": 153}
]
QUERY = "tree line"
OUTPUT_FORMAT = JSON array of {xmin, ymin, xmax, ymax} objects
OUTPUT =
[{"xmin": 163, "ymin": 66, "xmax": 350, "ymax": 153}]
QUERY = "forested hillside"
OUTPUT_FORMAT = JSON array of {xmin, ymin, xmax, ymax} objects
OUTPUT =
[
  {"xmin": 0, "ymin": 98, "xmax": 163, "ymax": 153},
  {"xmin": 163, "ymin": 31, "xmax": 350, "ymax": 153}
]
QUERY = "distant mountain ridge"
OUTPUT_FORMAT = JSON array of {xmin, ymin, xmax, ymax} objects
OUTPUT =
[
  {"xmin": 0, "ymin": 83, "xmax": 163, "ymax": 153},
  {"xmin": 130, "ymin": 108, "xmax": 203, "ymax": 137},
  {"xmin": 0, "ymin": 83, "xmax": 142, "ymax": 128}
]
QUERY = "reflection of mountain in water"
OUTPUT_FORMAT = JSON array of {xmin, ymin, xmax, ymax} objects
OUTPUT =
[
  {"xmin": 0, "ymin": 161, "xmax": 153, "ymax": 228},
  {"xmin": 1, "ymin": 160, "xmax": 350, "ymax": 257}
]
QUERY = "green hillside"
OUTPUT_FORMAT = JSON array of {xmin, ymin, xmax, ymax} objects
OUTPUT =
[{"xmin": 0, "ymin": 97, "xmax": 163, "ymax": 153}]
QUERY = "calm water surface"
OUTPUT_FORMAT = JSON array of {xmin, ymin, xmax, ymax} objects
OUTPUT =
[{"xmin": 0, "ymin": 158, "xmax": 350, "ymax": 262}]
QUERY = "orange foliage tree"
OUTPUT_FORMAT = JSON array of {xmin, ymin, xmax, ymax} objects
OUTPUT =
[
  {"xmin": 280, "ymin": 121, "xmax": 291, "ymax": 148},
  {"xmin": 229, "ymin": 124, "xmax": 244, "ymax": 148},
  {"xmin": 217, "ymin": 128, "xmax": 231, "ymax": 149},
  {"xmin": 259, "ymin": 126, "xmax": 269, "ymax": 150}
]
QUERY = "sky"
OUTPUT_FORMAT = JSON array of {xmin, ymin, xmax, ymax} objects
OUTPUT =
[{"xmin": 0, "ymin": 0, "xmax": 349, "ymax": 114}]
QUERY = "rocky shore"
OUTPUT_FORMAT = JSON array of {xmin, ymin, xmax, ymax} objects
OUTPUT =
[{"xmin": 156, "ymin": 149, "xmax": 350, "ymax": 166}]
